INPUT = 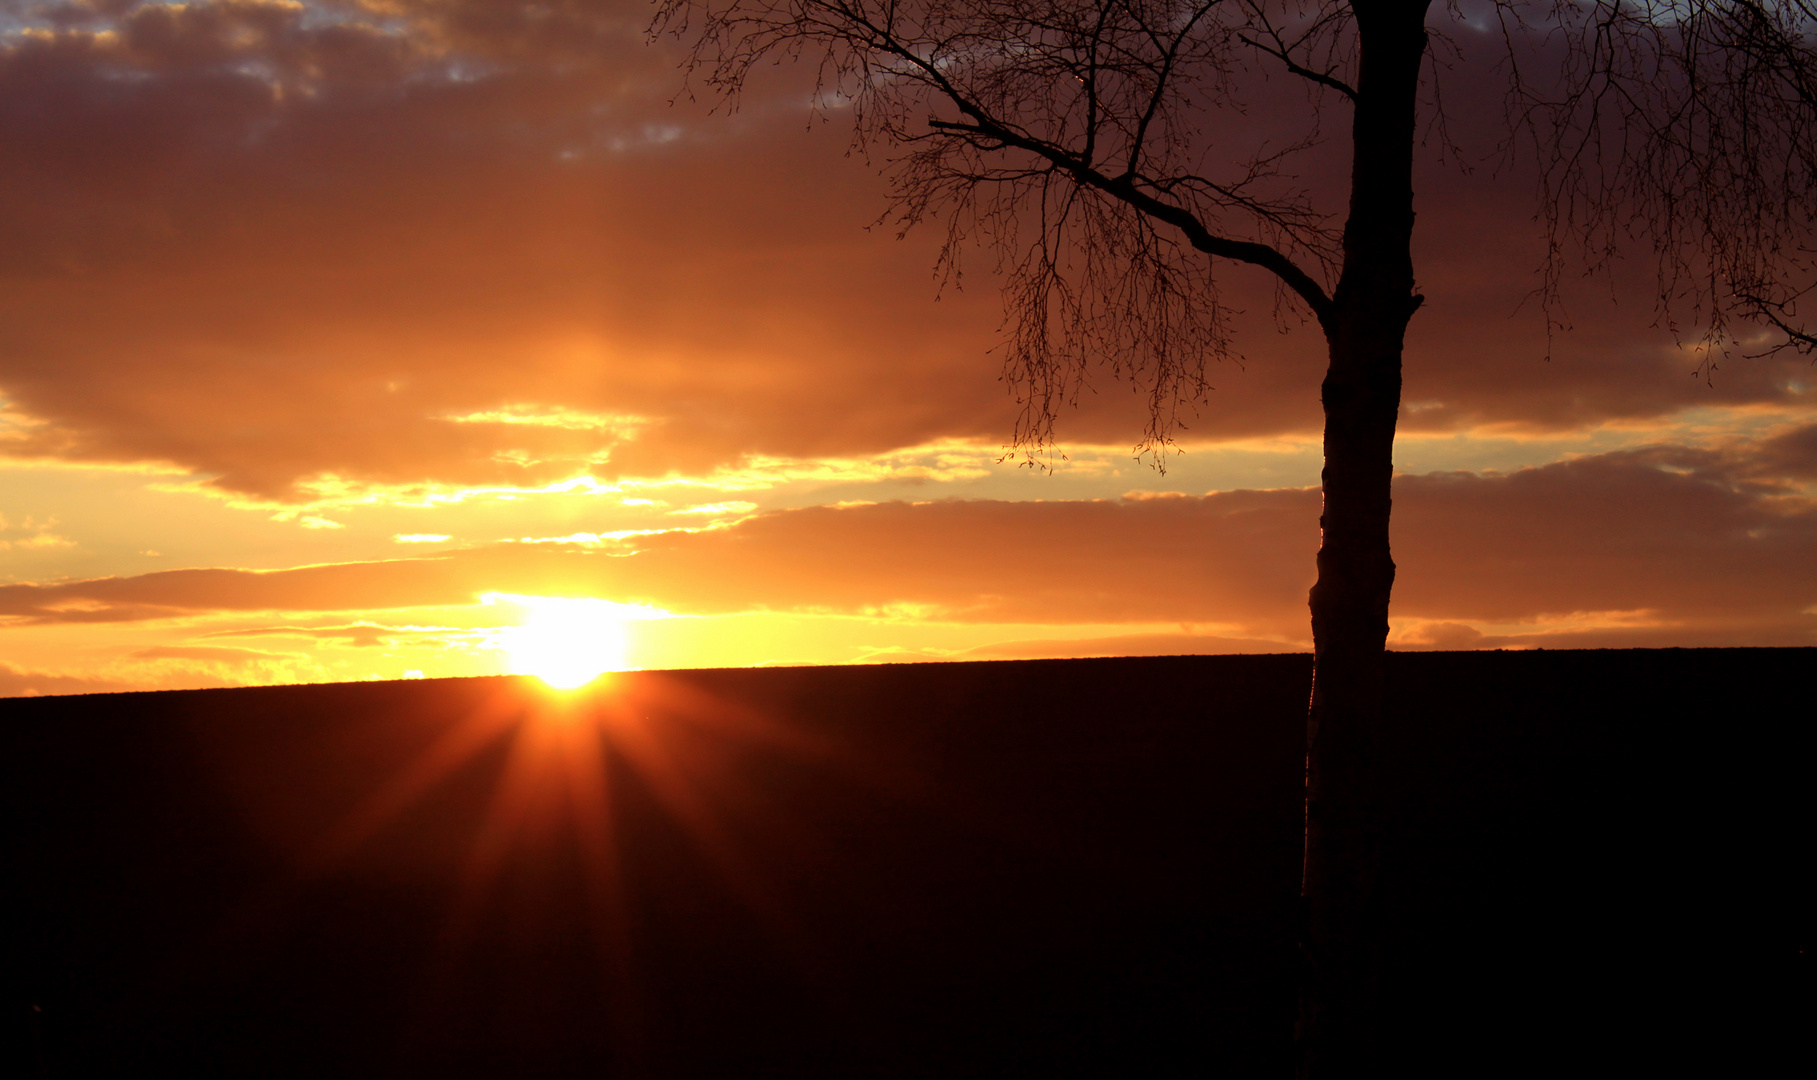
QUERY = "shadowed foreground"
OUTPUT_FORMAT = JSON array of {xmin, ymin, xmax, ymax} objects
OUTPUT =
[{"xmin": 3, "ymin": 651, "xmax": 1807, "ymax": 1078}]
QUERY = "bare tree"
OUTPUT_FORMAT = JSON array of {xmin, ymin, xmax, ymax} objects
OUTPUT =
[
  {"xmin": 651, "ymin": 0, "xmax": 1816, "ymax": 1074},
  {"xmin": 1508, "ymin": 0, "xmax": 1817, "ymax": 361}
]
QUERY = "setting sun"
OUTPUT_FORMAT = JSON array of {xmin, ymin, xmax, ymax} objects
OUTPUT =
[{"xmin": 490, "ymin": 594, "xmax": 650, "ymax": 689}]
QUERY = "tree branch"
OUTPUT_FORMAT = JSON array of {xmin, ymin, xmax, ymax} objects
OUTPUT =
[
  {"xmin": 1238, "ymin": 34, "xmax": 1358, "ymax": 102},
  {"xmin": 929, "ymin": 117, "xmax": 1334, "ymax": 318}
]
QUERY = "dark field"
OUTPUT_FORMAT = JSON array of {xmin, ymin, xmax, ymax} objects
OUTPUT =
[{"xmin": 3, "ymin": 650, "xmax": 1808, "ymax": 1078}]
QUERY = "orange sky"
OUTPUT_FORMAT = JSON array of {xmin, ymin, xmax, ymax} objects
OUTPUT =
[{"xmin": 2, "ymin": 0, "xmax": 1813, "ymax": 695}]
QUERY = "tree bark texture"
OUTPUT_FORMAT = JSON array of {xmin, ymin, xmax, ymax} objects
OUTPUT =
[{"xmin": 1298, "ymin": 3, "xmax": 1429, "ymax": 1077}]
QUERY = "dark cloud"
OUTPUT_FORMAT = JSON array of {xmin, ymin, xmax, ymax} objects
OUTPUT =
[
  {"xmin": 1, "ymin": 1, "xmax": 1809, "ymax": 500},
  {"xmin": 1747, "ymin": 422, "xmax": 1817, "ymax": 481},
  {"xmin": 0, "ymin": 0, "xmax": 1007, "ymax": 495},
  {"xmin": 1392, "ymin": 446, "xmax": 1817, "ymax": 625}
]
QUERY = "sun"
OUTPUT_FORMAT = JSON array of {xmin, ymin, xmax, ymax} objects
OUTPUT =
[{"xmin": 491, "ymin": 595, "xmax": 636, "ymax": 689}]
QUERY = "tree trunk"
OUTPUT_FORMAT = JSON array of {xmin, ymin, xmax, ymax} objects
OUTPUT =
[{"xmin": 1296, "ymin": 3, "xmax": 1430, "ymax": 1077}]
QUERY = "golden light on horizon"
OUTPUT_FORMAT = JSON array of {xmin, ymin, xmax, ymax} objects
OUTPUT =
[{"xmin": 488, "ymin": 594, "xmax": 654, "ymax": 689}]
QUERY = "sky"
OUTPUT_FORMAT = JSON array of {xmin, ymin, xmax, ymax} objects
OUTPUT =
[{"xmin": 1, "ymin": 0, "xmax": 1812, "ymax": 696}]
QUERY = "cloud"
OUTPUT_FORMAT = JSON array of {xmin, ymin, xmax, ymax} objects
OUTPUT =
[
  {"xmin": 0, "ymin": 532, "xmax": 76, "ymax": 550},
  {"xmin": 0, "ymin": 488, "xmax": 1323, "ymax": 629},
  {"xmin": 1747, "ymin": 420, "xmax": 1817, "ymax": 480},
  {"xmin": 1, "ymin": 0, "xmax": 1810, "ymax": 505},
  {"xmin": 958, "ymin": 632, "xmax": 1307, "ymax": 660},
  {"xmin": 202, "ymin": 621, "xmax": 456, "ymax": 647},
  {"xmin": 5, "ymin": 439, "xmax": 1811, "ymax": 647},
  {"xmin": 127, "ymin": 644, "xmax": 289, "ymax": 662},
  {"xmin": 1390, "ymin": 441, "xmax": 1817, "ymax": 626},
  {"xmin": 0, "ymin": 0, "xmax": 1010, "ymax": 497},
  {"xmin": 0, "ymin": 661, "xmax": 139, "ymax": 697}
]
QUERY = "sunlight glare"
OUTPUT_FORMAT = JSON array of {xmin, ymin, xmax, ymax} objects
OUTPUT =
[{"xmin": 489, "ymin": 594, "xmax": 651, "ymax": 689}]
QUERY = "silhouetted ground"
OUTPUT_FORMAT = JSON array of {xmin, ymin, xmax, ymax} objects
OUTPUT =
[{"xmin": 2, "ymin": 650, "xmax": 1807, "ymax": 1078}]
